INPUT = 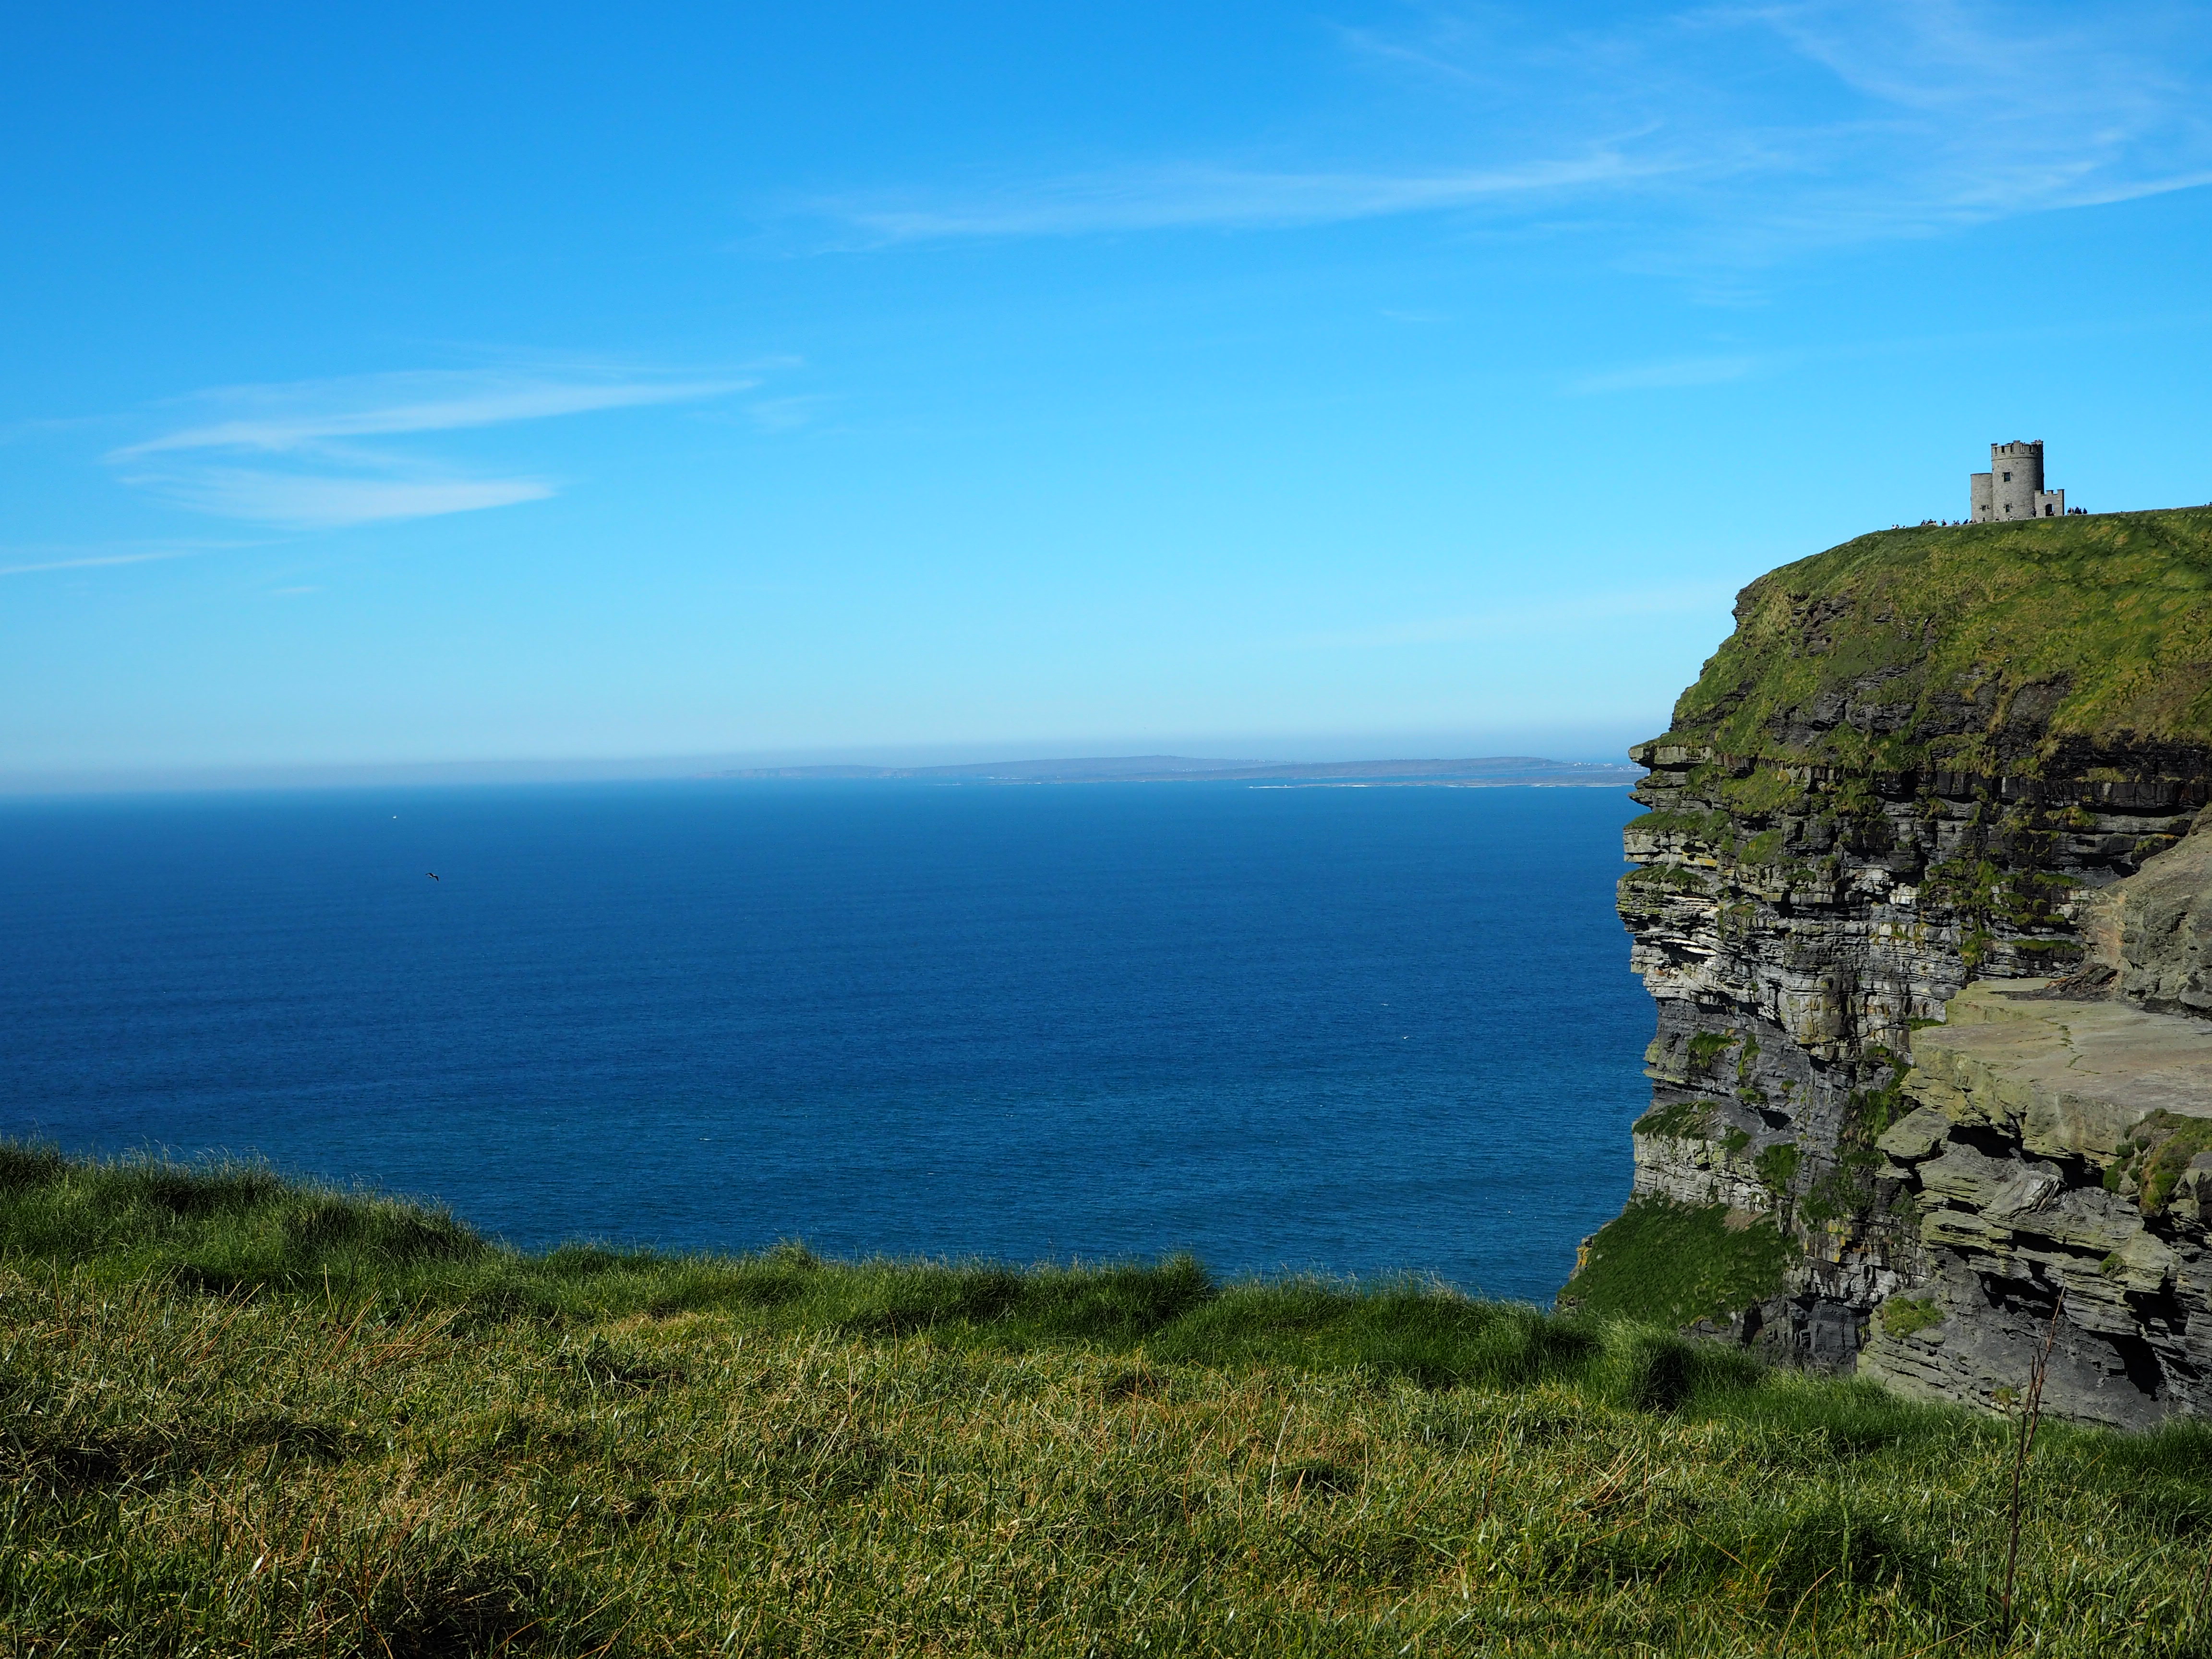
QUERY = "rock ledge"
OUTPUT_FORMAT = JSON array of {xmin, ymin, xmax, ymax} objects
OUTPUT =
[{"xmin": 1863, "ymin": 982, "xmax": 2212, "ymax": 1429}]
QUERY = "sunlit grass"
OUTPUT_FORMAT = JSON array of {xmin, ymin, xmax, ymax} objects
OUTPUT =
[
  {"xmin": 1663, "ymin": 505, "xmax": 2212, "ymax": 772},
  {"xmin": 5, "ymin": 1143, "xmax": 2211, "ymax": 1655}
]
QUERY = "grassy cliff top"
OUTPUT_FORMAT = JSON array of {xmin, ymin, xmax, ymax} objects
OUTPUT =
[
  {"xmin": 1646, "ymin": 508, "xmax": 2212, "ymax": 777},
  {"xmin": 12, "ymin": 1146, "xmax": 2212, "ymax": 1654}
]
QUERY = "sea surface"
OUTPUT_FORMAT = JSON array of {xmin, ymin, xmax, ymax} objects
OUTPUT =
[{"xmin": 0, "ymin": 781, "xmax": 1652, "ymax": 1302}]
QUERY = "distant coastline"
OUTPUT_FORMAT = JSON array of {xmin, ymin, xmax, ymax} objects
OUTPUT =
[{"xmin": 717, "ymin": 754, "xmax": 1643, "ymax": 787}]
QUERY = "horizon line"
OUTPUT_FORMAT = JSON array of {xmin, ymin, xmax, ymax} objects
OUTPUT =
[{"xmin": 0, "ymin": 743, "xmax": 1655, "ymax": 798}]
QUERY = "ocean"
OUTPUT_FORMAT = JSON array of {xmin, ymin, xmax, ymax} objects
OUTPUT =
[{"xmin": 0, "ymin": 780, "xmax": 1650, "ymax": 1303}]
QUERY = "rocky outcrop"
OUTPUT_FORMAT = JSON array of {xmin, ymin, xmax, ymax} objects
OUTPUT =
[
  {"xmin": 1588, "ymin": 508, "xmax": 2212, "ymax": 1419},
  {"xmin": 1858, "ymin": 836, "xmax": 2212, "ymax": 1427},
  {"xmin": 2104, "ymin": 827, "xmax": 2212, "ymax": 1017}
]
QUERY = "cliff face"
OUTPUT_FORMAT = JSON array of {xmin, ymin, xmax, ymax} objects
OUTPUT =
[
  {"xmin": 1863, "ymin": 968, "xmax": 2212, "ymax": 1427},
  {"xmin": 1582, "ymin": 508, "xmax": 2212, "ymax": 1420}
]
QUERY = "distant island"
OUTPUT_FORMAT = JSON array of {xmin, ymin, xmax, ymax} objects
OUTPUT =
[{"xmin": 718, "ymin": 753, "xmax": 1644, "ymax": 786}]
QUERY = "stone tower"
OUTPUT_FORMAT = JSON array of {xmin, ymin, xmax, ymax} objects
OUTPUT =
[{"xmin": 1970, "ymin": 440, "xmax": 2066, "ymax": 520}]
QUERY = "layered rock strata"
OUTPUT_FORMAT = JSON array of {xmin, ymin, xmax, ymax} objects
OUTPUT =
[
  {"xmin": 1858, "ymin": 827, "xmax": 2212, "ymax": 1427},
  {"xmin": 1596, "ymin": 509, "xmax": 2212, "ymax": 1415}
]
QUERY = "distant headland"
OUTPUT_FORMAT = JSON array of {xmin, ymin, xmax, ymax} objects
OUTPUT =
[{"xmin": 717, "ymin": 754, "xmax": 1645, "ymax": 787}]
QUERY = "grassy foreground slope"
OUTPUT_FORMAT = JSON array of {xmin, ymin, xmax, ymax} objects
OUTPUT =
[{"xmin": 8, "ymin": 1150, "xmax": 2212, "ymax": 1656}]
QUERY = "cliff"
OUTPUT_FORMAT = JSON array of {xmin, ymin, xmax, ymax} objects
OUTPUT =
[{"xmin": 1571, "ymin": 506, "xmax": 2212, "ymax": 1424}]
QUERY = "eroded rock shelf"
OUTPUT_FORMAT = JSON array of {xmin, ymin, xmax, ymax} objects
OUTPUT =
[{"xmin": 1866, "ymin": 983, "xmax": 2212, "ymax": 1428}]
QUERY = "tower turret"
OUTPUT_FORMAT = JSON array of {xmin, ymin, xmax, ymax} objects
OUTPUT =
[{"xmin": 1969, "ymin": 440, "xmax": 2066, "ymax": 520}]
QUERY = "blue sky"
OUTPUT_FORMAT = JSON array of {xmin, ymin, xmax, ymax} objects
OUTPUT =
[{"xmin": 5, "ymin": 1, "xmax": 2212, "ymax": 779}]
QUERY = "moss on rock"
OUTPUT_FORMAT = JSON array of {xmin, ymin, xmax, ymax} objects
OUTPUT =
[{"xmin": 1878, "ymin": 1295, "xmax": 1943, "ymax": 1340}]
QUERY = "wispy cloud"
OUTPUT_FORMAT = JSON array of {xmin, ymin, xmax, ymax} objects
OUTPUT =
[
  {"xmin": 805, "ymin": 1, "xmax": 2212, "ymax": 264},
  {"xmin": 821, "ymin": 151, "xmax": 1675, "ymax": 243},
  {"xmin": 122, "ymin": 469, "xmax": 556, "ymax": 530},
  {"xmin": 1671, "ymin": 0, "xmax": 2212, "ymax": 251},
  {"xmin": 113, "ymin": 372, "xmax": 747, "ymax": 459},
  {"xmin": 0, "ymin": 540, "xmax": 246, "ymax": 578},
  {"xmin": 108, "ymin": 367, "xmax": 751, "ymax": 529}
]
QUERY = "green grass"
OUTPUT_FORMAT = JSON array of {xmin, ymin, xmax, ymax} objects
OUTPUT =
[
  {"xmin": 1647, "ymin": 508, "xmax": 2212, "ymax": 777},
  {"xmin": 1687, "ymin": 1031, "xmax": 1736, "ymax": 1068},
  {"xmin": 9, "ymin": 1147, "xmax": 2212, "ymax": 1655},
  {"xmin": 1631, "ymin": 1100, "xmax": 1709, "ymax": 1140},
  {"xmin": 1562, "ymin": 1197, "xmax": 1795, "ymax": 1329},
  {"xmin": 1755, "ymin": 1143, "xmax": 1802, "ymax": 1196},
  {"xmin": 1618, "ymin": 864, "xmax": 1711, "ymax": 896},
  {"xmin": 2104, "ymin": 1112, "xmax": 2212, "ymax": 1214},
  {"xmin": 1880, "ymin": 1297, "xmax": 1945, "ymax": 1340}
]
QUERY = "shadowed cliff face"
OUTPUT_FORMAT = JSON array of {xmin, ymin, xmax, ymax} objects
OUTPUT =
[{"xmin": 1592, "ymin": 508, "xmax": 2212, "ymax": 1419}]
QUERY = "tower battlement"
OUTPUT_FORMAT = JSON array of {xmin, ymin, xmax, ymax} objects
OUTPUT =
[{"xmin": 1971, "ymin": 440, "xmax": 2067, "ymax": 521}]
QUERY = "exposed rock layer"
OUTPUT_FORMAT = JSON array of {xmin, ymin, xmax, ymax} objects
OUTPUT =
[{"xmin": 1862, "ymin": 979, "xmax": 2212, "ymax": 1428}]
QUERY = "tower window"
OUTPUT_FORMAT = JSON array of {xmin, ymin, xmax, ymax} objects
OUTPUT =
[{"xmin": 2002, "ymin": 471, "xmax": 2012, "ymax": 481}]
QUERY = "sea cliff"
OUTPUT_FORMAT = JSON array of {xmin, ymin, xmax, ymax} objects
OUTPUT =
[{"xmin": 1573, "ymin": 507, "xmax": 2212, "ymax": 1425}]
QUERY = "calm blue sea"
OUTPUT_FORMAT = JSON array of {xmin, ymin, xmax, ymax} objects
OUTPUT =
[{"xmin": 0, "ymin": 781, "xmax": 1649, "ymax": 1302}]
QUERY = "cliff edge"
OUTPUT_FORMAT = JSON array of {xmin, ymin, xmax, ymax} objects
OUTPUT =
[{"xmin": 1567, "ymin": 506, "xmax": 2212, "ymax": 1425}]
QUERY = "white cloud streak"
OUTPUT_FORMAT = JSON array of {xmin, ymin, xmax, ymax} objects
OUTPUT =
[
  {"xmin": 114, "ymin": 373, "xmax": 751, "ymax": 459},
  {"xmin": 108, "ymin": 368, "xmax": 750, "ymax": 529},
  {"xmin": 827, "ymin": 151, "xmax": 1675, "ymax": 241},
  {"xmin": 0, "ymin": 541, "xmax": 241, "ymax": 578},
  {"xmin": 807, "ymin": 1, "xmax": 2212, "ymax": 264},
  {"xmin": 1671, "ymin": 0, "xmax": 2212, "ymax": 252},
  {"xmin": 120, "ymin": 469, "xmax": 556, "ymax": 530},
  {"xmin": 0, "ymin": 550, "xmax": 190, "ymax": 578}
]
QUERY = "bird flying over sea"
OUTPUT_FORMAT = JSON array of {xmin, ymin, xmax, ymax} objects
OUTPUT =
[{"xmin": 426, "ymin": 872, "xmax": 440, "ymax": 881}]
